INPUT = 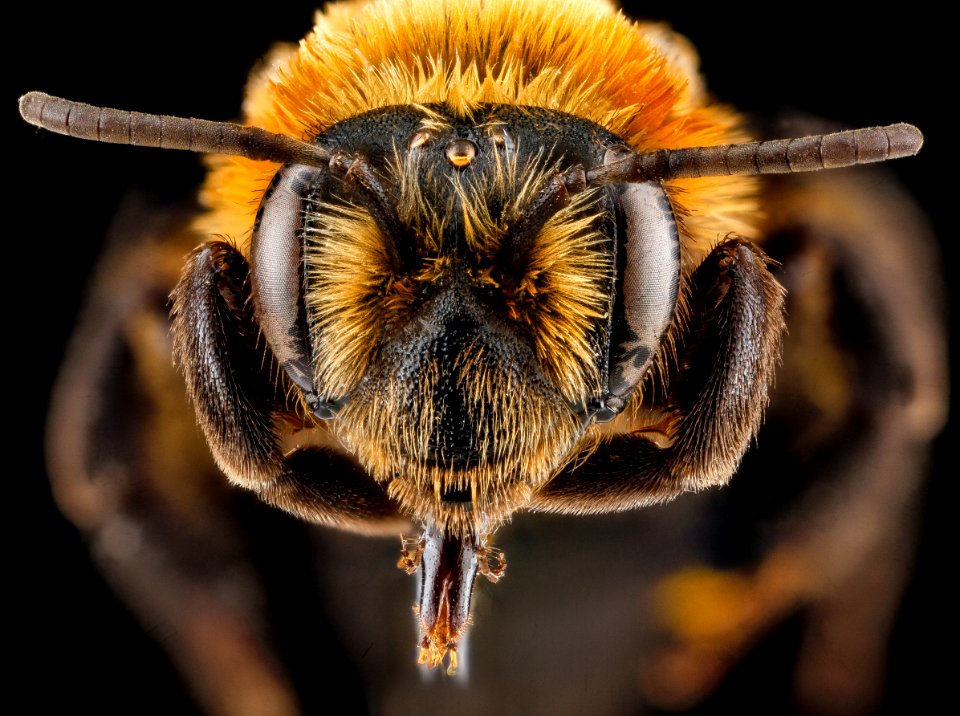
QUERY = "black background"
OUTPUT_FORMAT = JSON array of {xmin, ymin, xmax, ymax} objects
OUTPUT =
[{"xmin": 13, "ymin": 3, "xmax": 951, "ymax": 713}]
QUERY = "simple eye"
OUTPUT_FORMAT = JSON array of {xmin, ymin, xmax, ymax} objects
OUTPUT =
[
  {"xmin": 487, "ymin": 126, "xmax": 515, "ymax": 154},
  {"xmin": 446, "ymin": 139, "xmax": 478, "ymax": 168},
  {"xmin": 409, "ymin": 130, "xmax": 432, "ymax": 150}
]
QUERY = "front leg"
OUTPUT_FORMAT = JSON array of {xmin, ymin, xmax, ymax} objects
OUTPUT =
[
  {"xmin": 532, "ymin": 238, "xmax": 786, "ymax": 512},
  {"xmin": 171, "ymin": 240, "xmax": 404, "ymax": 531}
]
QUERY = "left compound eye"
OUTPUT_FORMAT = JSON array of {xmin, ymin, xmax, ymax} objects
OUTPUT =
[
  {"xmin": 250, "ymin": 163, "xmax": 344, "ymax": 420},
  {"xmin": 598, "ymin": 180, "xmax": 680, "ymax": 421}
]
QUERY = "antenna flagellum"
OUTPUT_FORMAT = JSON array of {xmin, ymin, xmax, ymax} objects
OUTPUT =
[{"xmin": 18, "ymin": 91, "xmax": 331, "ymax": 168}]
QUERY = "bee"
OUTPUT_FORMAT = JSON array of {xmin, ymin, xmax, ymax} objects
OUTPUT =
[{"xmin": 22, "ymin": 1, "xmax": 946, "ymax": 713}]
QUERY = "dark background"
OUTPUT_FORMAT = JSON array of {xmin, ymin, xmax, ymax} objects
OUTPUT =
[{"xmin": 13, "ymin": 3, "xmax": 950, "ymax": 712}]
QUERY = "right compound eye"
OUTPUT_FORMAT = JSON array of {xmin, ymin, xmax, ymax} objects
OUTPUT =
[{"xmin": 601, "ymin": 181, "xmax": 680, "ymax": 420}]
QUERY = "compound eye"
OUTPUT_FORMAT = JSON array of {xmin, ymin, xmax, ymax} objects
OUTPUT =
[
  {"xmin": 600, "ymin": 181, "xmax": 680, "ymax": 420},
  {"xmin": 250, "ymin": 163, "xmax": 343, "ymax": 420}
]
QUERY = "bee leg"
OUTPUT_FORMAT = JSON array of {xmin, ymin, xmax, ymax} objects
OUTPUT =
[
  {"xmin": 476, "ymin": 543, "xmax": 507, "ymax": 583},
  {"xmin": 719, "ymin": 170, "xmax": 946, "ymax": 714},
  {"xmin": 639, "ymin": 166, "xmax": 947, "ymax": 713},
  {"xmin": 171, "ymin": 240, "xmax": 405, "ymax": 532},
  {"xmin": 47, "ymin": 207, "xmax": 316, "ymax": 714},
  {"xmin": 397, "ymin": 534, "xmax": 426, "ymax": 573},
  {"xmin": 532, "ymin": 237, "xmax": 786, "ymax": 511}
]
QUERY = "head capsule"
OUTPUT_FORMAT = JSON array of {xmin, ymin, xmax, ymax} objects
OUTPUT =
[{"xmin": 248, "ymin": 104, "xmax": 682, "ymax": 532}]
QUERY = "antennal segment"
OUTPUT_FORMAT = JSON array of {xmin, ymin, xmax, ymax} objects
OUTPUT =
[
  {"xmin": 588, "ymin": 123, "xmax": 923, "ymax": 185},
  {"xmin": 18, "ymin": 91, "xmax": 331, "ymax": 167}
]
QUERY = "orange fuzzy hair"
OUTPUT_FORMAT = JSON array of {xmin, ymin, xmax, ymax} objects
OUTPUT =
[{"xmin": 195, "ymin": 0, "xmax": 759, "ymax": 260}]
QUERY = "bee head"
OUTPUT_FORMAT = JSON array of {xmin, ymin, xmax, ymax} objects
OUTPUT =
[
  {"xmin": 21, "ymin": 88, "xmax": 918, "ymax": 537},
  {"xmin": 250, "ymin": 104, "xmax": 678, "ymax": 532},
  {"xmin": 19, "ymin": 0, "xmax": 926, "ymax": 681}
]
